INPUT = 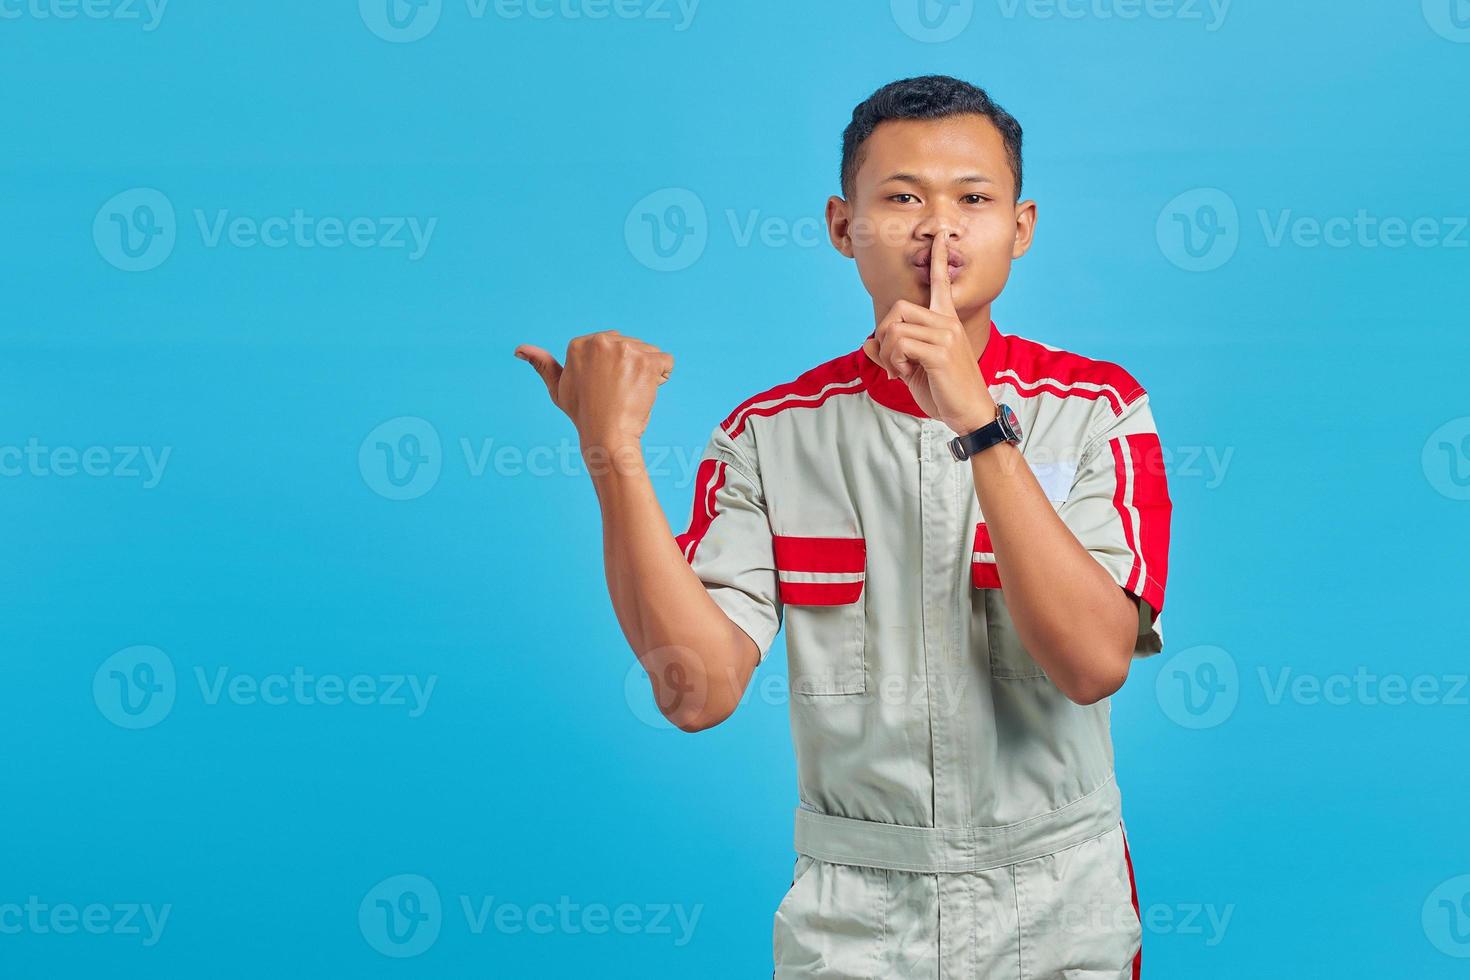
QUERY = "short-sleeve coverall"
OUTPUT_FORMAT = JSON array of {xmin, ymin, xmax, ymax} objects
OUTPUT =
[{"xmin": 675, "ymin": 320, "xmax": 1172, "ymax": 979}]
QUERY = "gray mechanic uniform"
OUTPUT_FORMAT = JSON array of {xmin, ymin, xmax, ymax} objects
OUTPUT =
[{"xmin": 675, "ymin": 320, "xmax": 1171, "ymax": 979}]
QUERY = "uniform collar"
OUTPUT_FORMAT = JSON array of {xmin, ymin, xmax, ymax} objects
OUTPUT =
[{"xmin": 856, "ymin": 319, "xmax": 1007, "ymax": 419}]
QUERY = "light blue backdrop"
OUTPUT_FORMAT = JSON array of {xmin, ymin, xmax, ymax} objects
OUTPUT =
[{"xmin": 3, "ymin": 1, "xmax": 1468, "ymax": 976}]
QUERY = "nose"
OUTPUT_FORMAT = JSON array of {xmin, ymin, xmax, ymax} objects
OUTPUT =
[{"xmin": 916, "ymin": 214, "xmax": 963, "ymax": 244}]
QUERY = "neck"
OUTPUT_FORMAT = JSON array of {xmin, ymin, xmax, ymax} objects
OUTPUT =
[{"xmin": 961, "ymin": 304, "xmax": 993, "ymax": 359}]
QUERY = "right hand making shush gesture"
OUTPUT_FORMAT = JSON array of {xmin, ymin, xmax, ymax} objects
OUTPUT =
[
  {"xmin": 515, "ymin": 330, "xmax": 675, "ymax": 450},
  {"xmin": 863, "ymin": 233, "xmax": 995, "ymax": 437}
]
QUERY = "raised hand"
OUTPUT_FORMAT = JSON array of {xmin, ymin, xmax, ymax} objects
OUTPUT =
[{"xmin": 515, "ymin": 330, "xmax": 674, "ymax": 448}]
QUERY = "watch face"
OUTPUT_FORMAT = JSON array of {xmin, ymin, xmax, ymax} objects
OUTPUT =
[{"xmin": 999, "ymin": 404, "xmax": 1023, "ymax": 443}]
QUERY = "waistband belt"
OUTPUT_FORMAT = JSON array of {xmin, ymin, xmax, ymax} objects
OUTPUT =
[{"xmin": 792, "ymin": 775, "xmax": 1121, "ymax": 874}]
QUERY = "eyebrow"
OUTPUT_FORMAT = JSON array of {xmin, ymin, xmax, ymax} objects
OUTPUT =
[{"xmin": 881, "ymin": 172, "xmax": 995, "ymax": 186}]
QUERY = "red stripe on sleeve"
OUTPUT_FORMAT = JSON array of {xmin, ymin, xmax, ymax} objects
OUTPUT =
[
  {"xmin": 1108, "ymin": 438, "xmax": 1143, "ymax": 595},
  {"xmin": 674, "ymin": 458, "xmax": 727, "ymax": 563},
  {"xmin": 1129, "ymin": 433, "xmax": 1170, "ymax": 615},
  {"xmin": 1108, "ymin": 434, "xmax": 1171, "ymax": 615}
]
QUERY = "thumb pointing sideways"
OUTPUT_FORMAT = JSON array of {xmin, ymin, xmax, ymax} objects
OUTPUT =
[{"xmin": 514, "ymin": 343, "xmax": 564, "ymax": 403}]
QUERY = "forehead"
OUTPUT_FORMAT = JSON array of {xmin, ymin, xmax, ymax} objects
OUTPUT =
[{"xmin": 854, "ymin": 114, "xmax": 1010, "ymax": 193}]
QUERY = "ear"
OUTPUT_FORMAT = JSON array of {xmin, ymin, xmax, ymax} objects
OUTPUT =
[
  {"xmin": 1011, "ymin": 198, "xmax": 1038, "ymax": 260},
  {"xmin": 826, "ymin": 195, "xmax": 856, "ymax": 258}
]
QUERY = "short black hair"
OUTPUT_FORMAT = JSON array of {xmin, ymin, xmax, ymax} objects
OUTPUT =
[{"xmin": 839, "ymin": 75, "xmax": 1024, "ymax": 201}]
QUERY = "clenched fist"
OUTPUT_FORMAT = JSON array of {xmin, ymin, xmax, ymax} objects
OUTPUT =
[{"xmin": 515, "ymin": 330, "xmax": 675, "ymax": 450}]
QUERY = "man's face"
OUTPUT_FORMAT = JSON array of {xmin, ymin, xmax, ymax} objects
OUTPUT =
[{"xmin": 827, "ymin": 114, "xmax": 1036, "ymax": 320}]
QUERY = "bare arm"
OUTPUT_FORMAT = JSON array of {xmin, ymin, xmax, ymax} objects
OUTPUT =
[{"xmin": 515, "ymin": 331, "xmax": 758, "ymax": 731}]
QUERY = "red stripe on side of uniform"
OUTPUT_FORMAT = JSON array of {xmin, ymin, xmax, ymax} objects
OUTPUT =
[
  {"xmin": 772, "ymin": 535, "xmax": 865, "ymax": 573},
  {"xmin": 720, "ymin": 352, "xmax": 866, "ymax": 440},
  {"xmin": 1108, "ymin": 433, "xmax": 1170, "ymax": 614},
  {"xmin": 971, "ymin": 523, "xmax": 1002, "ymax": 589},
  {"xmin": 673, "ymin": 458, "xmax": 727, "ymax": 563},
  {"xmin": 777, "ymin": 581, "xmax": 864, "ymax": 605},
  {"xmin": 1121, "ymin": 822, "xmax": 1142, "ymax": 979}
]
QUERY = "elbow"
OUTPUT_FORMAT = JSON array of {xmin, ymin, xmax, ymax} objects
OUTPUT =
[
  {"xmin": 1060, "ymin": 655, "xmax": 1130, "ymax": 706},
  {"xmin": 663, "ymin": 674, "xmax": 739, "ymax": 732},
  {"xmin": 669, "ymin": 705, "xmax": 732, "ymax": 733},
  {"xmin": 654, "ymin": 626, "xmax": 755, "ymax": 732},
  {"xmin": 667, "ymin": 676, "xmax": 743, "ymax": 731},
  {"xmin": 1061, "ymin": 597, "xmax": 1139, "ymax": 705}
]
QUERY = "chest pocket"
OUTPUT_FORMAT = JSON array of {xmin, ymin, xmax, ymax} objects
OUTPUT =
[
  {"xmin": 773, "ymin": 535, "xmax": 867, "ymax": 695},
  {"xmin": 972, "ymin": 521, "xmax": 1049, "ymax": 680}
]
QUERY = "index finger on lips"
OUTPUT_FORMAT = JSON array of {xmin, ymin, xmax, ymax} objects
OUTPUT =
[{"xmin": 929, "ymin": 234, "xmax": 955, "ymax": 316}]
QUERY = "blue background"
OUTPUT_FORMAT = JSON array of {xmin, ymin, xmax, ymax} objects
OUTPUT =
[{"xmin": 3, "ymin": 1, "xmax": 1469, "ymax": 976}]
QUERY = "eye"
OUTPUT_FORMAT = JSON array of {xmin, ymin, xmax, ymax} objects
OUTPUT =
[
  {"xmin": 889, "ymin": 194, "xmax": 918, "ymax": 204},
  {"xmin": 963, "ymin": 194, "xmax": 989, "ymax": 205}
]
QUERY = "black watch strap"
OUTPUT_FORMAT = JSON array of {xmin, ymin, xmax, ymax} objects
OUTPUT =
[{"xmin": 948, "ymin": 404, "xmax": 1022, "ymax": 461}]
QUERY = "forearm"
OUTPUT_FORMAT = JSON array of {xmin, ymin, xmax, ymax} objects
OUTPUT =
[
  {"xmin": 969, "ymin": 443, "xmax": 1136, "ymax": 703},
  {"xmin": 585, "ymin": 439, "xmax": 756, "ymax": 730}
]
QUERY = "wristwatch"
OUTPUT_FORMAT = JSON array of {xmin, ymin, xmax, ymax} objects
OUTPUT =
[{"xmin": 948, "ymin": 404, "xmax": 1023, "ymax": 460}]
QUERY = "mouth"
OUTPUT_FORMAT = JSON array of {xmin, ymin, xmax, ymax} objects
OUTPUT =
[
  {"xmin": 915, "ymin": 256, "xmax": 965, "ymax": 284},
  {"xmin": 913, "ymin": 247, "xmax": 966, "ymax": 276}
]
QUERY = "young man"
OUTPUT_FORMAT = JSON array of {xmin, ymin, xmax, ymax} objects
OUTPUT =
[{"xmin": 516, "ymin": 75, "xmax": 1171, "ymax": 979}]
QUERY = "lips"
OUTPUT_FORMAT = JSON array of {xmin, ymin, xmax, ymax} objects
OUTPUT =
[{"xmin": 913, "ymin": 247, "xmax": 966, "ymax": 271}]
